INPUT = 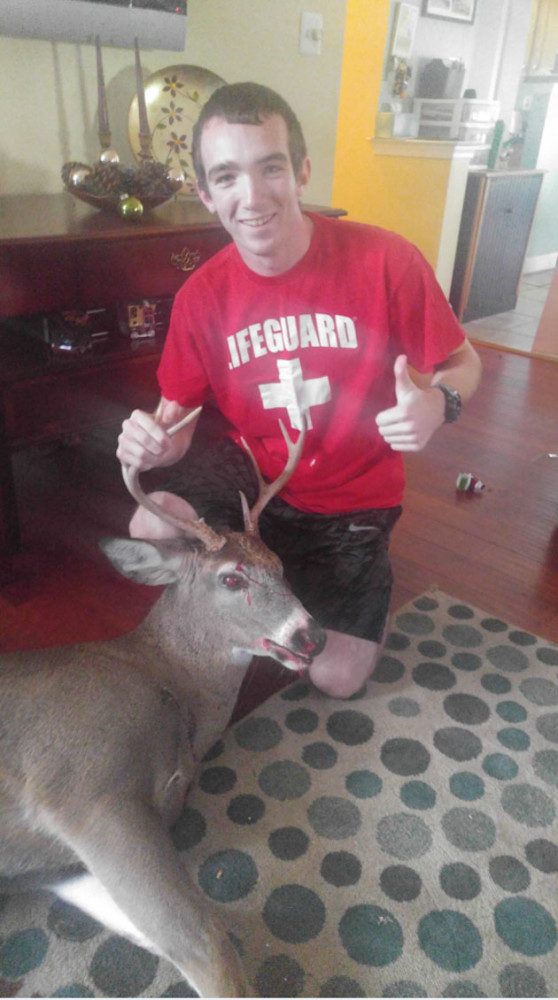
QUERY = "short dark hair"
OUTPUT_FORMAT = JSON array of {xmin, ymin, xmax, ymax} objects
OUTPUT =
[{"xmin": 192, "ymin": 82, "xmax": 308, "ymax": 193}]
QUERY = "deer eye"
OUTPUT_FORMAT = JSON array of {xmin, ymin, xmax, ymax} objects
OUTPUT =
[{"xmin": 220, "ymin": 572, "xmax": 248, "ymax": 591}]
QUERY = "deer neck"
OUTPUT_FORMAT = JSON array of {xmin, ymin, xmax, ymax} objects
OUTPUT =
[{"xmin": 126, "ymin": 588, "xmax": 252, "ymax": 756}]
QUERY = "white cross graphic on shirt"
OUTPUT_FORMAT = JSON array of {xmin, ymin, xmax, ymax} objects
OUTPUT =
[{"xmin": 258, "ymin": 358, "xmax": 331, "ymax": 431}]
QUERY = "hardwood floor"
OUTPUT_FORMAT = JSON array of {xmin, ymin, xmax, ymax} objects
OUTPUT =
[
  {"xmin": 391, "ymin": 345, "xmax": 558, "ymax": 644},
  {"xmin": 1, "ymin": 344, "xmax": 557, "ymax": 716}
]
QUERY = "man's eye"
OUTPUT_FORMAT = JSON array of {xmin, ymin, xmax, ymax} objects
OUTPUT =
[
  {"xmin": 215, "ymin": 173, "xmax": 234, "ymax": 185},
  {"xmin": 221, "ymin": 573, "xmax": 247, "ymax": 591}
]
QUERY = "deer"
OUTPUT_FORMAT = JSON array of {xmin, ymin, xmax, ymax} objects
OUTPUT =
[{"xmin": 0, "ymin": 409, "xmax": 326, "ymax": 998}]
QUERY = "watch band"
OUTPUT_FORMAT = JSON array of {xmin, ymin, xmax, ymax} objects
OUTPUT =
[{"xmin": 435, "ymin": 383, "xmax": 462, "ymax": 423}]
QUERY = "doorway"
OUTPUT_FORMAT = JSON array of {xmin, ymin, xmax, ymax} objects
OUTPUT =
[{"xmin": 464, "ymin": 269, "xmax": 553, "ymax": 354}]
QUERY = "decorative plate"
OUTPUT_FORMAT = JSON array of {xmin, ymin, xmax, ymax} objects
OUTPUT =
[{"xmin": 128, "ymin": 64, "xmax": 226, "ymax": 196}]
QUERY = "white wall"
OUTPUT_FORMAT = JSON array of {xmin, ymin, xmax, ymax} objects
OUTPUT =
[
  {"xmin": 412, "ymin": 5, "xmax": 476, "ymax": 87},
  {"xmin": 467, "ymin": 0, "xmax": 533, "ymax": 129},
  {"xmin": 491, "ymin": 0, "xmax": 533, "ymax": 129},
  {"xmin": 381, "ymin": 0, "xmax": 533, "ymax": 133},
  {"xmin": 0, "ymin": 0, "xmax": 345, "ymax": 203}
]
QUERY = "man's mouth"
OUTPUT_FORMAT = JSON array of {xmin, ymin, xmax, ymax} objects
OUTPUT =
[
  {"xmin": 262, "ymin": 638, "xmax": 311, "ymax": 673},
  {"xmin": 241, "ymin": 214, "xmax": 275, "ymax": 228}
]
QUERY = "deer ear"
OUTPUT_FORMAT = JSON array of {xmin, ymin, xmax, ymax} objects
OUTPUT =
[{"xmin": 99, "ymin": 538, "xmax": 186, "ymax": 586}]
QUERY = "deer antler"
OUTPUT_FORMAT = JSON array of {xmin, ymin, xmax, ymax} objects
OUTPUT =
[
  {"xmin": 240, "ymin": 418, "xmax": 307, "ymax": 534},
  {"xmin": 122, "ymin": 405, "xmax": 227, "ymax": 552}
]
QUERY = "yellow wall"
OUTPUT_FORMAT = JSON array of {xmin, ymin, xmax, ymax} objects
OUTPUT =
[{"xmin": 332, "ymin": 0, "xmax": 452, "ymax": 268}]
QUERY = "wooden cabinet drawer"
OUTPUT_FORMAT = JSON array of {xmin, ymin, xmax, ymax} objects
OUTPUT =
[
  {"xmin": 77, "ymin": 229, "xmax": 231, "ymax": 307},
  {"xmin": 0, "ymin": 244, "xmax": 80, "ymax": 317}
]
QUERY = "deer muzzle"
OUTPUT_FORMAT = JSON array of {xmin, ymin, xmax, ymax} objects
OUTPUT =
[
  {"xmin": 263, "ymin": 619, "xmax": 326, "ymax": 672},
  {"xmin": 292, "ymin": 623, "xmax": 327, "ymax": 659}
]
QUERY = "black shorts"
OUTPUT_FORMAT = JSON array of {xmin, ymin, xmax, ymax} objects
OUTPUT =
[{"xmin": 161, "ymin": 433, "xmax": 402, "ymax": 643}]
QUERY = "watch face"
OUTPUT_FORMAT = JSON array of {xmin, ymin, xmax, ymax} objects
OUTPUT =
[{"xmin": 439, "ymin": 384, "xmax": 461, "ymax": 423}]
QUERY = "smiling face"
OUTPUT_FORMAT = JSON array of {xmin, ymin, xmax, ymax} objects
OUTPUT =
[{"xmin": 196, "ymin": 113, "xmax": 312, "ymax": 276}]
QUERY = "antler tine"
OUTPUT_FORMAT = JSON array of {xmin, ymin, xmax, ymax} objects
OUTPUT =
[
  {"xmin": 122, "ymin": 405, "xmax": 226, "ymax": 552},
  {"xmin": 240, "ymin": 418, "xmax": 307, "ymax": 533}
]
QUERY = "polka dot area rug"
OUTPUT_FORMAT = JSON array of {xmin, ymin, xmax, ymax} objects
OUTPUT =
[{"xmin": 0, "ymin": 589, "xmax": 557, "ymax": 998}]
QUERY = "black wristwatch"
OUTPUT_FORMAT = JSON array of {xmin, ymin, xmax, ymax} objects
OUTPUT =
[{"xmin": 435, "ymin": 383, "xmax": 462, "ymax": 423}]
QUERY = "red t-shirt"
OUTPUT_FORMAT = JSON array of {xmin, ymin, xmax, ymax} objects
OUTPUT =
[{"xmin": 158, "ymin": 213, "xmax": 465, "ymax": 514}]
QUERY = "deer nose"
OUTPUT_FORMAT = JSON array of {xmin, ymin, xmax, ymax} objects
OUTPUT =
[{"xmin": 293, "ymin": 622, "xmax": 326, "ymax": 658}]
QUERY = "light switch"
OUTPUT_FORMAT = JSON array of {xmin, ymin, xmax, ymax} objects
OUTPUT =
[{"xmin": 299, "ymin": 11, "xmax": 323, "ymax": 56}]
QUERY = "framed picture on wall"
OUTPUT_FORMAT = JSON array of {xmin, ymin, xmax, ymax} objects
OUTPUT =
[
  {"xmin": 391, "ymin": 2, "xmax": 419, "ymax": 59},
  {"xmin": 422, "ymin": 0, "xmax": 477, "ymax": 24}
]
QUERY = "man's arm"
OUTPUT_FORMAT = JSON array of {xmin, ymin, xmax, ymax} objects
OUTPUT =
[
  {"xmin": 116, "ymin": 397, "xmax": 201, "ymax": 471},
  {"xmin": 410, "ymin": 338, "xmax": 482, "ymax": 400},
  {"xmin": 376, "ymin": 338, "xmax": 481, "ymax": 452}
]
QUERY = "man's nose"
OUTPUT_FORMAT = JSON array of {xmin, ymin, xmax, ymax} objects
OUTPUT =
[{"xmin": 239, "ymin": 172, "xmax": 264, "ymax": 206}]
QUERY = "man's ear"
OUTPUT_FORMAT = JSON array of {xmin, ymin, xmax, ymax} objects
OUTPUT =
[
  {"xmin": 197, "ymin": 182, "xmax": 216, "ymax": 214},
  {"xmin": 296, "ymin": 156, "xmax": 312, "ymax": 198}
]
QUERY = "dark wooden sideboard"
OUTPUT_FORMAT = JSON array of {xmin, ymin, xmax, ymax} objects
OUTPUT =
[{"xmin": 0, "ymin": 193, "xmax": 344, "ymax": 581}]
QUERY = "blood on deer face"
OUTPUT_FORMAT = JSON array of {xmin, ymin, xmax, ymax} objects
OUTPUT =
[
  {"xmin": 197, "ymin": 531, "xmax": 325, "ymax": 670},
  {"xmin": 102, "ymin": 529, "xmax": 326, "ymax": 675}
]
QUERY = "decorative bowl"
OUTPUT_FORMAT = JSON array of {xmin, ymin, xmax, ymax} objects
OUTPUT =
[
  {"xmin": 63, "ymin": 184, "xmax": 180, "ymax": 213},
  {"xmin": 61, "ymin": 159, "xmax": 183, "ymax": 215}
]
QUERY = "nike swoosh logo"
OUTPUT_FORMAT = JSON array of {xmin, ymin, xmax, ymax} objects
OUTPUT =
[{"xmin": 348, "ymin": 524, "xmax": 379, "ymax": 533}]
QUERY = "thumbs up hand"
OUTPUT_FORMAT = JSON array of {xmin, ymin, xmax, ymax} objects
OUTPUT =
[{"xmin": 375, "ymin": 355, "xmax": 445, "ymax": 452}]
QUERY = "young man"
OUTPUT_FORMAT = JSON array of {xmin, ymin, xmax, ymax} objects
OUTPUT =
[{"xmin": 116, "ymin": 82, "xmax": 481, "ymax": 698}]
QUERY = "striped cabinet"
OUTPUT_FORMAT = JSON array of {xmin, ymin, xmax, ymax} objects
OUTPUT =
[{"xmin": 450, "ymin": 170, "xmax": 544, "ymax": 322}]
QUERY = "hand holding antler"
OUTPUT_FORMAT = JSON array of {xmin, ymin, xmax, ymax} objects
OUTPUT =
[
  {"xmin": 121, "ymin": 405, "xmax": 228, "ymax": 551},
  {"xmin": 117, "ymin": 399, "xmax": 200, "ymax": 472}
]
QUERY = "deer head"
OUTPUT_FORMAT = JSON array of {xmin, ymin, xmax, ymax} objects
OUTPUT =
[{"xmin": 116, "ymin": 411, "xmax": 326, "ymax": 672}]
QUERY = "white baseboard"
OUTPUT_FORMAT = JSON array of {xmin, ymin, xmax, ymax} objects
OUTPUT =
[{"xmin": 523, "ymin": 252, "xmax": 558, "ymax": 275}]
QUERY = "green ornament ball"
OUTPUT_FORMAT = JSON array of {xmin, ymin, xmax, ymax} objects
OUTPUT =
[{"xmin": 119, "ymin": 195, "xmax": 144, "ymax": 220}]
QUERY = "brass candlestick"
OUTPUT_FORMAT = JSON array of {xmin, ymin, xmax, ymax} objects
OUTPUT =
[
  {"xmin": 95, "ymin": 35, "xmax": 119, "ymax": 163},
  {"xmin": 134, "ymin": 37, "xmax": 153, "ymax": 161}
]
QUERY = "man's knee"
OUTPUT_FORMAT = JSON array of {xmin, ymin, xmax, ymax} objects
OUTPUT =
[
  {"xmin": 309, "ymin": 660, "xmax": 376, "ymax": 699},
  {"xmin": 308, "ymin": 630, "xmax": 384, "ymax": 699},
  {"xmin": 128, "ymin": 491, "xmax": 198, "ymax": 539},
  {"xmin": 314, "ymin": 671, "xmax": 369, "ymax": 700}
]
